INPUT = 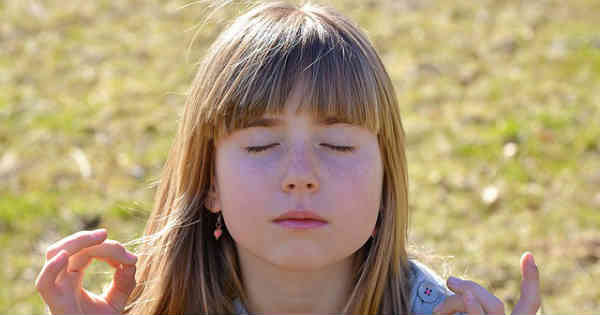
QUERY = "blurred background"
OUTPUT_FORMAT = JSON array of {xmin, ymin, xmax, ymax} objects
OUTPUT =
[{"xmin": 1, "ymin": 0, "xmax": 599, "ymax": 313}]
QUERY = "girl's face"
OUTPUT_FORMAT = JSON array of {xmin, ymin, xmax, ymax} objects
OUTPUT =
[{"xmin": 212, "ymin": 84, "xmax": 383, "ymax": 271}]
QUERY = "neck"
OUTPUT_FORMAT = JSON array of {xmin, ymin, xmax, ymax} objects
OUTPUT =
[{"xmin": 237, "ymin": 247, "xmax": 355, "ymax": 315}]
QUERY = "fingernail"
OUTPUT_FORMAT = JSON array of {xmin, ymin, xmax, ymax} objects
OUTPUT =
[
  {"xmin": 127, "ymin": 252, "xmax": 138, "ymax": 262},
  {"xmin": 529, "ymin": 254, "xmax": 536, "ymax": 266},
  {"xmin": 92, "ymin": 229, "xmax": 107, "ymax": 238}
]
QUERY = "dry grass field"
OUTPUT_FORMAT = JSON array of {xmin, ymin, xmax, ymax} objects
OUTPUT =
[{"xmin": 1, "ymin": 0, "xmax": 598, "ymax": 313}]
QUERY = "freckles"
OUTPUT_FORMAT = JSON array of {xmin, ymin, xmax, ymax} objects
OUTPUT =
[
  {"xmin": 220, "ymin": 160, "xmax": 271, "ymax": 215},
  {"xmin": 328, "ymin": 159, "xmax": 380, "ymax": 197},
  {"xmin": 337, "ymin": 155, "xmax": 382, "ymax": 208},
  {"xmin": 226, "ymin": 153, "xmax": 279, "ymax": 192},
  {"xmin": 319, "ymin": 152, "xmax": 357, "ymax": 176},
  {"xmin": 336, "ymin": 154, "xmax": 378, "ymax": 180},
  {"xmin": 246, "ymin": 154, "xmax": 281, "ymax": 176}
]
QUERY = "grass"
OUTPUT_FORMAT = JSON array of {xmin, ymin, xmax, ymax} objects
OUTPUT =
[{"xmin": 1, "ymin": 0, "xmax": 599, "ymax": 313}]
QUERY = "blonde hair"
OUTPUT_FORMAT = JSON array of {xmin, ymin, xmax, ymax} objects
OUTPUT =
[{"xmin": 123, "ymin": 1, "xmax": 416, "ymax": 314}]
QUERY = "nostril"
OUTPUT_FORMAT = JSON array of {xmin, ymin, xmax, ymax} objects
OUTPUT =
[
  {"xmin": 288, "ymin": 184, "xmax": 295, "ymax": 189},
  {"xmin": 307, "ymin": 183, "xmax": 313, "ymax": 189}
]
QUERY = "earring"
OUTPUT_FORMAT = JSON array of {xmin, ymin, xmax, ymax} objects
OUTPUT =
[{"xmin": 214, "ymin": 212, "xmax": 223, "ymax": 240}]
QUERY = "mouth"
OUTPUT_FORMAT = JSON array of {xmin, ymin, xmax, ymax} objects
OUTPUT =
[
  {"xmin": 272, "ymin": 210, "xmax": 328, "ymax": 230},
  {"xmin": 272, "ymin": 210, "xmax": 327, "ymax": 222},
  {"xmin": 273, "ymin": 219, "xmax": 328, "ymax": 229}
]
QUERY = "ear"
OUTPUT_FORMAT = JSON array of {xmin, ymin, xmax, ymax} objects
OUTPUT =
[{"xmin": 204, "ymin": 172, "xmax": 222, "ymax": 214}]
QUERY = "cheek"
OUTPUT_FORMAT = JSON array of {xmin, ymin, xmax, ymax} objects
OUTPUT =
[
  {"xmin": 326, "ymin": 154, "xmax": 383, "ymax": 234},
  {"xmin": 326, "ymin": 146, "xmax": 383, "ymax": 197},
  {"xmin": 345, "ymin": 168, "xmax": 381, "ymax": 208},
  {"xmin": 216, "ymin": 151, "xmax": 278, "ymax": 218}
]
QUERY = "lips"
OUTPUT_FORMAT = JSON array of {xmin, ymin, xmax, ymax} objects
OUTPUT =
[
  {"xmin": 274, "ymin": 219, "xmax": 327, "ymax": 229},
  {"xmin": 272, "ymin": 210, "xmax": 328, "ymax": 223}
]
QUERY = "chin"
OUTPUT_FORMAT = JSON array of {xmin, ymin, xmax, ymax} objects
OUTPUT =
[
  {"xmin": 267, "ymin": 246, "xmax": 333, "ymax": 271},
  {"xmin": 268, "ymin": 245, "xmax": 351, "ymax": 271},
  {"xmin": 271, "ymin": 257, "xmax": 329, "ymax": 272}
]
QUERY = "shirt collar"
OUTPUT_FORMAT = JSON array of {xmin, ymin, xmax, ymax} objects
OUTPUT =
[{"xmin": 233, "ymin": 297, "xmax": 249, "ymax": 315}]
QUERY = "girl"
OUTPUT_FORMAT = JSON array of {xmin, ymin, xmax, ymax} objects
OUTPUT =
[{"xmin": 35, "ymin": 1, "xmax": 542, "ymax": 314}]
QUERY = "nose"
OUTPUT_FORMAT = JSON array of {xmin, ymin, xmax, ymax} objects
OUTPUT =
[{"xmin": 281, "ymin": 144, "xmax": 320, "ymax": 193}]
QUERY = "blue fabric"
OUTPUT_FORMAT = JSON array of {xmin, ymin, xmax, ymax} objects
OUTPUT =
[
  {"xmin": 408, "ymin": 259, "xmax": 467, "ymax": 315},
  {"xmin": 233, "ymin": 297, "xmax": 248, "ymax": 315},
  {"xmin": 232, "ymin": 259, "xmax": 467, "ymax": 315}
]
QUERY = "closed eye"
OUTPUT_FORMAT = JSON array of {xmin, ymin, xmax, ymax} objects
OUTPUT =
[
  {"xmin": 244, "ymin": 143, "xmax": 355, "ymax": 153},
  {"xmin": 320, "ymin": 143, "xmax": 355, "ymax": 152},
  {"xmin": 245, "ymin": 143, "xmax": 279, "ymax": 153}
]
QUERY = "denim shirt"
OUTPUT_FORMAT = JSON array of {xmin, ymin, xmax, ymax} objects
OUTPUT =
[
  {"xmin": 232, "ymin": 259, "xmax": 466, "ymax": 315},
  {"xmin": 407, "ymin": 259, "xmax": 467, "ymax": 315}
]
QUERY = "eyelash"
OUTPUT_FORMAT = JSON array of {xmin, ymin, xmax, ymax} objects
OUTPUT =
[{"xmin": 245, "ymin": 143, "xmax": 355, "ymax": 153}]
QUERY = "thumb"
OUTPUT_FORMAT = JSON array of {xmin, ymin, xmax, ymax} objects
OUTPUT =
[
  {"xmin": 512, "ymin": 252, "xmax": 541, "ymax": 315},
  {"xmin": 103, "ymin": 264, "xmax": 137, "ymax": 312},
  {"xmin": 433, "ymin": 294, "xmax": 466, "ymax": 315}
]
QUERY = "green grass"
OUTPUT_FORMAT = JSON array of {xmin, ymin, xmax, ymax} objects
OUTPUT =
[{"xmin": 1, "ymin": 0, "xmax": 599, "ymax": 313}]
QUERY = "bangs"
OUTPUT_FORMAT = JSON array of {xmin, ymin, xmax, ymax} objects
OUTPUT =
[{"xmin": 205, "ymin": 4, "xmax": 382, "ymax": 138}]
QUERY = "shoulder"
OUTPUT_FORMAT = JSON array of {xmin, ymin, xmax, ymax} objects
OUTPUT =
[
  {"xmin": 408, "ymin": 259, "xmax": 466, "ymax": 315},
  {"xmin": 233, "ymin": 260, "xmax": 464, "ymax": 315}
]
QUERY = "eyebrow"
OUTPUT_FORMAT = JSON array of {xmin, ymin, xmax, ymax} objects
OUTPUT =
[{"xmin": 245, "ymin": 116, "xmax": 352, "ymax": 128}]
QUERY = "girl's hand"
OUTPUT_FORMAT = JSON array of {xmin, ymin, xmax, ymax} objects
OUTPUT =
[
  {"xmin": 35, "ymin": 229, "xmax": 138, "ymax": 315},
  {"xmin": 433, "ymin": 252, "xmax": 541, "ymax": 315}
]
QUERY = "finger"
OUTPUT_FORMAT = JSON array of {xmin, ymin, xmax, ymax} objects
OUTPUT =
[
  {"xmin": 433, "ymin": 294, "xmax": 466, "ymax": 315},
  {"xmin": 102, "ymin": 264, "xmax": 137, "ymax": 313},
  {"xmin": 67, "ymin": 239, "xmax": 138, "ymax": 272},
  {"xmin": 512, "ymin": 252, "xmax": 541, "ymax": 315},
  {"xmin": 464, "ymin": 290, "xmax": 485, "ymax": 315},
  {"xmin": 35, "ymin": 249, "xmax": 70, "ymax": 300},
  {"xmin": 447, "ymin": 276, "xmax": 505, "ymax": 315},
  {"xmin": 45, "ymin": 229, "xmax": 107, "ymax": 261}
]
